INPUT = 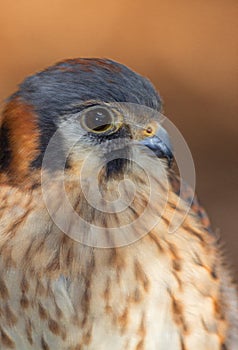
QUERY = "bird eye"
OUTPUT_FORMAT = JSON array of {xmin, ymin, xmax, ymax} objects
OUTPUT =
[{"xmin": 80, "ymin": 106, "xmax": 116, "ymax": 134}]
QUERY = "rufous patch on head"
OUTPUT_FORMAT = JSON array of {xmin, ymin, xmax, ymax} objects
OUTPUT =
[
  {"xmin": 2, "ymin": 97, "xmax": 40, "ymax": 179},
  {"xmin": 54, "ymin": 58, "xmax": 122, "ymax": 73}
]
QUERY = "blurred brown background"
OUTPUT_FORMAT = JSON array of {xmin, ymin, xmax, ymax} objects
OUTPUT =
[{"xmin": 0, "ymin": 1, "xmax": 237, "ymax": 272}]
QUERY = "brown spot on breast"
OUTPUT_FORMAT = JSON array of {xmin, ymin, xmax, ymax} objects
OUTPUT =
[
  {"xmin": 80, "ymin": 278, "xmax": 92, "ymax": 327},
  {"xmin": 109, "ymin": 249, "xmax": 125, "ymax": 273},
  {"xmin": 38, "ymin": 303, "xmax": 48, "ymax": 320},
  {"xmin": 171, "ymin": 296, "xmax": 189, "ymax": 334},
  {"xmin": 66, "ymin": 246, "xmax": 74, "ymax": 268},
  {"xmin": 36, "ymin": 280, "xmax": 47, "ymax": 297},
  {"xmin": 162, "ymin": 216, "xmax": 170, "ymax": 226},
  {"xmin": 48, "ymin": 318, "xmax": 61, "ymax": 336},
  {"xmin": 105, "ymin": 305, "xmax": 113, "ymax": 314},
  {"xmin": 137, "ymin": 314, "xmax": 146, "ymax": 338},
  {"xmin": 55, "ymin": 303, "xmax": 63, "ymax": 320},
  {"xmin": 41, "ymin": 336, "xmax": 50, "ymax": 350},
  {"xmin": 71, "ymin": 345, "xmax": 82, "ymax": 350},
  {"xmin": 135, "ymin": 340, "xmax": 144, "ymax": 350},
  {"xmin": 82, "ymin": 326, "xmax": 92, "ymax": 345},
  {"xmin": 60, "ymin": 326, "xmax": 67, "ymax": 341},
  {"xmin": 1, "ymin": 97, "xmax": 40, "ymax": 181},
  {"xmin": 46, "ymin": 254, "xmax": 60, "ymax": 272},
  {"xmin": 103, "ymin": 277, "xmax": 111, "ymax": 302},
  {"xmin": 172, "ymin": 260, "xmax": 181, "ymax": 271},
  {"xmin": 172, "ymin": 272, "xmax": 183, "ymax": 290},
  {"xmin": 148, "ymin": 231, "xmax": 163, "ymax": 252},
  {"xmin": 192, "ymin": 251, "xmax": 203, "ymax": 267},
  {"xmin": 118, "ymin": 308, "xmax": 129, "ymax": 334},
  {"xmin": 168, "ymin": 242, "xmax": 182, "ymax": 272},
  {"xmin": 0, "ymin": 328, "xmax": 15, "ymax": 348},
  {"xmin": 5, "ymin": 304, "xmax": 18, "ymax": 326},
  {"xmin": 211, "ymin": 265, "xmax": 218, "ymax": 280},
  {"xmin": 183, "ymin": 224, "xmax": 205, "ymax": 245},
  {"xmin": 21, "ymin": 276, "xmax": 29, "ymax": 293},
  {"xmin": 134, "ymin": 260, "xmax": 150, "ymax": 292},
  {"xmin": 6, "ymin": 208, "xmax": 32, "ymax": 240},
  {"xmin": 0, "ymin": 277, "xmax": 9, "ymax": 300},
  {"xmin": 133, "ymin": 288, "xmax": 143, "ymax": 303},
  {"xmin": 20, "ymin": 294, "xmax": 30, "ymax": 309},
  {"xmin": 1, "ymin": 251, "xmax": 16, "ymax": 269},
  {"xmin": 213, "ymin": 298, "xmax": 225, "ymax": 320},
  {"xmin": 180, "ymin": 336, "xmax": 187, "ymax": 350},
  {"xmin": 25, "ymin": 319, "xmax": 33, "ymax": 345},
  {"xmin": 103, "ymin": 277, "xmax": 112, "ymax": 314},
  {"xmin": 213, "ymin": 299, "xmax": 221, "ymax": 315},
  {"xmin": 168, "ymin": 242, "xmax": 180, "ymax": 259},
  {"xmin": 71, "ymin": 314, "xmax": 80, "ymax": 327}
]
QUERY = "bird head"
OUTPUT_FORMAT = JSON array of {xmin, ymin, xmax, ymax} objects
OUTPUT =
[
  {"xmin": 0, "ymin": 58, "xmax": 172, "ymax": 183},
  {"xmin": 0, "ymin": 59, "xmax": 174, "ymax": 247}
]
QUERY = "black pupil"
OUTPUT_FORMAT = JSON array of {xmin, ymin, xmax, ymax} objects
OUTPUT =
[{"xmin": 85, "ymin": 107, "xmax": 112, "ymax": 132}]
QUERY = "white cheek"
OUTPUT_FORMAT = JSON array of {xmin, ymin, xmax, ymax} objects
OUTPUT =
[
  {"xmin": 55, "ymin": 121, "xmax": 96, "ymax": 165},
  {"xmin": 59, "ymin": 121, "xmax": 86, "ymax": 148}
]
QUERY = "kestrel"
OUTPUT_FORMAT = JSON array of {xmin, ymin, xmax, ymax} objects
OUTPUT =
[{"xmin": 0, "ymin": 58, "xmax": 237, "ymax": 350}]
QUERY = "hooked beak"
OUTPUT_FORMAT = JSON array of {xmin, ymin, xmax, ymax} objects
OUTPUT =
[{"xmin": 140, "ymin": 126, "xmax": 173, "ymax": 166}]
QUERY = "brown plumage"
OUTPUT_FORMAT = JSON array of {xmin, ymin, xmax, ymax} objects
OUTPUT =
[{"xmin": 0, "ymin": 58, "xmax": 237, "ymax": 349}]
